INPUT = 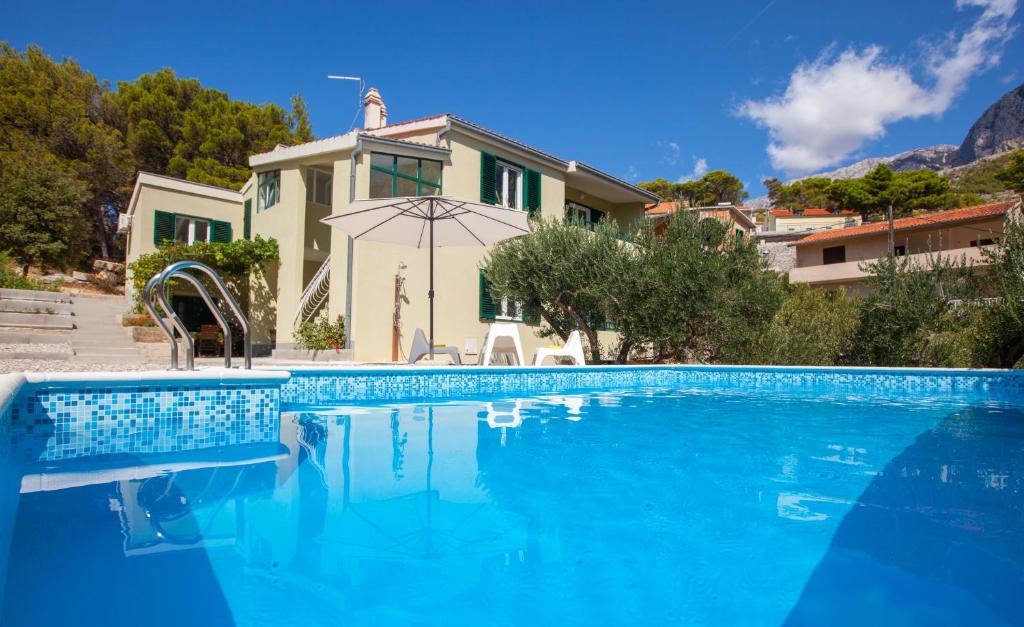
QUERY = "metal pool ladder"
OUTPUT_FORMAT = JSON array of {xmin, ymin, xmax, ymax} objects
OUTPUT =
[{"xmin": 141, "ymin": 261, "xmax": 252, "ymax": 370}]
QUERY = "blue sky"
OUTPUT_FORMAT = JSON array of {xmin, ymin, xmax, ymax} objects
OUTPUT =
[{"xmin": 5, "ymin": 0, "xmax": 1022, "ymax": 195}]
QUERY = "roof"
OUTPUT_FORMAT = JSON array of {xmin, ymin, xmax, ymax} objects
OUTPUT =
[
  {"xmin": 793, "ymin": 201, "xmax": 1018, "ymax": 246},
  {"xmin": 252, "ymin": 111, "xmax": 656, "ymax": 203},
  {"xmin": 646, "ymin": 201, "xmax": 757, "ymax": 229},
  {"xmin": 772, "ymin": 208, "xmax": 858, "ymax": 217},
  {"xmin": 127, "ymin": 172, "xmax": 242, "ymax": 217}
]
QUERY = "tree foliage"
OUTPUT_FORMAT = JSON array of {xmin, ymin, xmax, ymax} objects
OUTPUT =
[
  {"xmin": 765, "ymin": 164, "xmax": 973, "ymax": 218},
  {"xmin": 0, "ymin": 149, "xmax": 88, "ymax": 272},
  {"xmin": 638, "ymin": 170, "xmax": 748, "ymax": 205},
  {"xmin": 753, "ymin": 285, "xmax": 860, "ymax": 366},
  {"xmin": 996, "ymin": 150, "xmax": 1024, "ymax": 194},
  {"xmin": 0, "ymin": 43, "xmax": 314, "ymax": 268}
]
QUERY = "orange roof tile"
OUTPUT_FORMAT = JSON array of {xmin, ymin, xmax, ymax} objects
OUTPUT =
[{"xmin": 794, "ymin": 201, "xmax": 1017, "ymax": 246}]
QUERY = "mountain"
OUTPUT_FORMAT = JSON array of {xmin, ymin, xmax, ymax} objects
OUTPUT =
[
  {"xmin": 744, "ymin": 82, "xmax": 1024, "ymax": 207},
  {"xmin": 954, "ymin": 82, "xmax": 1024, "ymax": 165}
]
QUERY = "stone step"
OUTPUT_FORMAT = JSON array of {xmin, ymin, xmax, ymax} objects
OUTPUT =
[
  {"xmin": 0, "ymin": 312, "xmax": 74, "ymax": 330},
  {"xmin": 0, "ymin": 288, "xmax": 71, "ymax": 303},
  {"xmin": 0, "ymin": 331, "xmax": 71, "ymax": 344},
  {"xmin": 2, "ymin": 351, "xmax": 73, "ymax": 361},
  {"xmin": 0, "ymin": 300, "xmax": 74, "ymax": 315}
]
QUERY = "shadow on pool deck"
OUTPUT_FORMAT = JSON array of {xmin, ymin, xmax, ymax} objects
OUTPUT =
[{"xmin": 784, "ymin": 403, "xmax": 1024, "ymax": 626}]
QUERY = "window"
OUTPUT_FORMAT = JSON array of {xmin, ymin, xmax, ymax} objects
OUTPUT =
[
  {"xmin": 974, "ymin": 238, "xmax": 995, "ymax": 247},
  {"xmin": 479, "ymin": 272, "xmax": 527, "ymax": 323},
  {"xmin": 369, "ymin": 153, "xmax": 442, "ymax": 198},
  {"xmin": 822, "ymin": 245, "xmax": 846, "ymax": 265},
  {"xmin": 496, "ymin": 297, "xmax": 523, "ymax": 322},
  {"xmin": 306, "ymin": 169, "xmax": 333, "ymax": 206},
  {"xmin": 257, "ymin": 170, "xmax": 280, "ymax": 212},
  {"xmin": 566, "ymin": 200, "xmax": 591, "ymax": 223},
  {"xmin": 174, "ymin": 216, "xmax": 210, "ymax": 244},
  {"xmin": 894, "ymin": 245, "xmax": 907, "ymax": 257},
  {"xmin": 154, "ymin": 211, "xmax": 230, "ymax": 245},
  {"xmin": 495, "ymin": 162, "xmax": 522, "ymax": 210}
]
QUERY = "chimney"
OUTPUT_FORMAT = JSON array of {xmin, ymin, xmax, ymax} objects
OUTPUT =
[{"xmin": 363, "ymin": 87, "xmax": 385, "ymax": 130}]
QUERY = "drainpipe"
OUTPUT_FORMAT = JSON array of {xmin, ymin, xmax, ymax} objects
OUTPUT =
[{"xmin": 345, "ymin": 135, "xmax": 362, "ymax": 350}]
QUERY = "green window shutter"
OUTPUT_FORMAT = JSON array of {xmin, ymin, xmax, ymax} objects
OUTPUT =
[
  {"xmin": 525, "ymin": 168, "xmax": 541, "ymax": 218},
  {"xmin": 480, "ymin": 152, "xmax": 497, "ymax": 204},
  {"xmin": 479, "ymin": 271, "xmax": 496, "ymax": 320},
  {"xmin": 589, "ymin": 208, "xmax": 606, "ymax": 226},
  {"xmin": 154, "ymin": 210, "xmax": 175, "ymax": 246},
  {"xmin": 211, "ymin": 220, "xmax": 232, "ymax": 243},
  {"xmin": 243, "ymin": 200, "xmax": 252, "ymax": 240}
]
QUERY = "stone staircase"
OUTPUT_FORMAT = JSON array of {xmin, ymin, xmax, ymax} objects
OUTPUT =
[
  {"xmin": 0, "ymin": 289, "xmax": 74, "ymax": 329},
  {"xmin": 67, "ymin": 294, "xmax": 148, "ymax": 365}
]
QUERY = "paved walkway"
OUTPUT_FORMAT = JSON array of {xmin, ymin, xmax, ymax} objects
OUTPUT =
[{"xmin": 69, "ymin": 294, "xmax": 150, "ymax": 365}]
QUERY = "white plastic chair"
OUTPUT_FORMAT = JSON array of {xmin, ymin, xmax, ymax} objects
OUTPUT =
[
  {"xmin": 408, "ymin": 328, "xmax": 461, "ymax": 365},
  {"xmin": 533, "ymin": 330, "xmax": 586, "ymax": 366},
  {"xmin": 478, "ymin": 323, "xmax": 526, "ymax": 366}
]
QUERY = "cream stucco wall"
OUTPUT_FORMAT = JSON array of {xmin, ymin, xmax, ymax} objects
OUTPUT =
[
  {"xmin": 126, "ymin": 184, "xmax": 243, "ymax": 266},
  {"xmin": 768, "ymin": 215, "xmax": 861, "ymax": 233}
]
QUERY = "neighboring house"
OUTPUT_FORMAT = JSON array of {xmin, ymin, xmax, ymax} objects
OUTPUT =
[
  {"xmin": 646, "ymin": 202, "xmax": 757, "ymax": 238},
  {"xmin": 789, "ymin": 201, "xmax": 1019, "ymax": 294},
  {"xmin": 765, "ymin": 208, "xmax": 862, "ymax": 233},
  {"xmin": 124, "ymin": 88, "xmax": 658, "ymax": 361}
]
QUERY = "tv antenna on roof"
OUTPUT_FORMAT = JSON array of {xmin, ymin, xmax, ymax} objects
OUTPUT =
[{"xmin": 328, "ymin": 75, "xmax": 365, "ymax": 132}]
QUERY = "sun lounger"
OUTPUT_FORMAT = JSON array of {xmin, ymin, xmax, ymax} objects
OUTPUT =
[
  {"xmin": 408, "ymin": 328, "xmax": 462, "ymax": 365},
  {"xmin": 533, "ymin": 330, "xmax": 586, "ymax": 366},
  {"xmin": 478, "ymin": 322, "xmax": 526, "ymax": 366}
]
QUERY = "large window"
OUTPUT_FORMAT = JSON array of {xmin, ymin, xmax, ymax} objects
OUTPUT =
[
  {"xmin": 822, "ymin": 245, "xmax": 846, "ymax": 265},
  {"xmin": 495, "ymin": 161, "xmax": 522, "ymax": 210},
  {"xmin": 257, "ymin": 170, "xmax": 280, "ymax": 212},
  {"xmin": 174, "ymin": 216, "xmax": 210, "ymax": 244},
  {"xmin": 369, "ymin": 153, "xmax": 442, "ymax": 198},
  {"xmin": 306, "ymin": 168, "xmax": 333, "ymax": 206}
]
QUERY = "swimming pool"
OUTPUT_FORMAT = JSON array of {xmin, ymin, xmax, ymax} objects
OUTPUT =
[{"xmin": 0, "ymin": 366, "xmax": 1021, "ymax": 626}]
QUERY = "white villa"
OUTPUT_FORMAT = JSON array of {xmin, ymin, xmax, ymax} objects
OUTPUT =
[{"xmin": 124, "ymin": 88, "xmax": 657, "ymax": 362}]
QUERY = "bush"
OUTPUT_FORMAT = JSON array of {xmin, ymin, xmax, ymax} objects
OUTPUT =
[
  {"xmin": 293, "ymin": 314, "xmax": 346, "ymax": 351},
  {"xmin": 754, "ymin": 285, "xmax": 860, "ymax": 365},
  {"xmin": 0, "ymin": 252, "xmax": 58, "ymax": 291}
]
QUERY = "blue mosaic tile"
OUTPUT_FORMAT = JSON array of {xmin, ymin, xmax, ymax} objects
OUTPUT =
[
  {"xmin": 7, "ymin": 383, "xmax": 281, "ymax": 463},
  {"xmin": 281, "ymin": 366, "xmax": 1024, "ymax": 405}
]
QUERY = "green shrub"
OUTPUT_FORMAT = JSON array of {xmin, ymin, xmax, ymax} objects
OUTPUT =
[
  {"xmin": 293, "ymin": 314, "xmax": 347, "ymax": 351},
  {"xmin": 0, "ymin": 252, "xmax": 58, "ymax": 291},
  {"xmin": 754, "ymin": 285, "xmax": 860, "ymax": 365}
]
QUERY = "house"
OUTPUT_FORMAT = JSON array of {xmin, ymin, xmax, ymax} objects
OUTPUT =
[
  {"xmin": 788, "ymin": 201, "xmax": 1020, "ymax": 294},
  {"xmin": 765, "ymin": 208, "xmax": 862, "ymax": 233},
  {"xmin": 123, "ymin": 88, "xmax": 658, "ymax": 361},
  {"xmin": 646, "ymin": 202, "xmax": 757, "ymax": 238}
]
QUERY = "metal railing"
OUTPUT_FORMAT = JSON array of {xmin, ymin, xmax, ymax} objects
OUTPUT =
[
  {"xmin": 294, "ymin": 255, "xmax": 331, "ymax": 326},
  {"xmin": 141, "ymin": 261, "xmax": 252, "ymax": 370}
]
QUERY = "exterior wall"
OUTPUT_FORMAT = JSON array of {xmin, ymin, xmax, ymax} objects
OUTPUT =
[
  {"xmin": 124, "ymin": 182, "xmax": 242, "ymax": 310},
  {"xmin": 757, "ymin": 238, "xmax": 799, "ymax": 272},
  {"xmin": 794, "ymin": 218, "xmax": 1003, "ymax": 268},
  {"xmin": 126, "ymin": 185, "xmax": 242, "ymax": 267},
  {"xmin": 767, "ymin": 215, "xmax": 862, "ymax": 233},
  {"xmin": 564, "ymin": 187, "xmax": 646, "ymax": 230},
  {"xmin": 790, "ymin": 245, "xmax": 993, "ymax": 292}
]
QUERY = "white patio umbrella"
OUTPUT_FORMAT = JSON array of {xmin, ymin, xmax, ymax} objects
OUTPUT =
[{"xmin": 321, "ymin": 196, "xmax": 531, "ymax": 359}]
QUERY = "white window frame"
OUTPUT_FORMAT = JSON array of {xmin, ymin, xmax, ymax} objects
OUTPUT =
[
  {"xmin": 257, "ymin": 171, "xmax": 280, "ymax": 213},
  {"xmin": 495, "ymin": 297, "xmax": 523, "ymax": 322},
  {"xmin": 565, "ymin": 200, "xmax": 592, "ymax": 223},
  {"xmin": 306, "ymin": 168, "xmax": 333, "ymax": 207},
  {"xmin": 174, "ymin": 216, "xmax": 211, "ymax": 245},
  {"xmin": 496, "ymin": 162, "xmax": 523, "ymax": 211}
]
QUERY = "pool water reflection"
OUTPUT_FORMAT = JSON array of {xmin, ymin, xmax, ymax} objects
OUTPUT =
[{"xmin": 1, "ymin": 387, "xmax": 1021, "ymax": 626}]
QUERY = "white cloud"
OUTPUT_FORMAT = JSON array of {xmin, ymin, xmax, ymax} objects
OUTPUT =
[
  {"xmin": 739, "ymin": 0, "xmax": 1018, "ymax": 175},
  {"xmin": 625, "ymin": 164, "xmax": 639, "ymax": 182},
  {"xmin": 659, "ymin": 140, "xmax": 682, "ymax": 166},
  {"xmin": 678, "ymin": 157, "xmax": 709, "ymax": 182}
]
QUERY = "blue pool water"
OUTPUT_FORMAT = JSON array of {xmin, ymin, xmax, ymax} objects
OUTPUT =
[{"xmin": 0, "ymin": 370, "xmax": 1022, "ymax": 625}]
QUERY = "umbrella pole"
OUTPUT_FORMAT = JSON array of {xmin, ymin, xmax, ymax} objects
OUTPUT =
[{"xmin": 429, "ymin": 218, "xmax": 434, "ymax": 361}]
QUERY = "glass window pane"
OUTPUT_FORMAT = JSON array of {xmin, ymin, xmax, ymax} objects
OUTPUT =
[
  {"xmin": 370, "ymin": 169, "xmax": 393, "ymax": 199},
  {"xmin": 174, "ymin": 217, "xmax": 190, "ymax": 243},
  {"xmin": 421, "ymin": 160, "xmax": 442, "ymax": 185},
  {"xmin": 193, "ymin": 220, "xmax": 209, "ymax": 243},
  {"xmin": 396, "ymin": 176, "xmax": 417, "ymax": 197},
  {"xmin": 371, "ymin": 153, "xmax": 393, "ymax": 171},
  {"xmin": 306, "ymin": 171, "xmax": 315, "ymax": 202},
  {"xmin": 495, "ymin": 165, "xmax": 506, "ymax": 207},
  {"xmin": 506, "ymin": 168, "xmax": 519, "ymax": 209},
  {"xmin": 315, "ymin": 171, "xmax": 332, "ymax": 205},
  {"xmin": 396, "ymin": 156, "xmax": 418, "ymax": 179},
  {"xmin": 420, "ymin": 183, "xmax": 440, "ymax": 197}
]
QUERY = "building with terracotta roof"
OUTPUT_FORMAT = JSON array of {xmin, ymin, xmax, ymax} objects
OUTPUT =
[
  {"xmin": 124, "ymin": 88, "xmax": 657, "ymax": 361},
  {"xmin": 789, "ymin": 201, "xmax": 1020, "ymax": 293},
  {"xmin": 765, "ymin": 208, "xmax": 862, "ymax": 233},
  {"xmin": 646, "ymin": 202, "xmax": 757, "ymax": 238}
]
